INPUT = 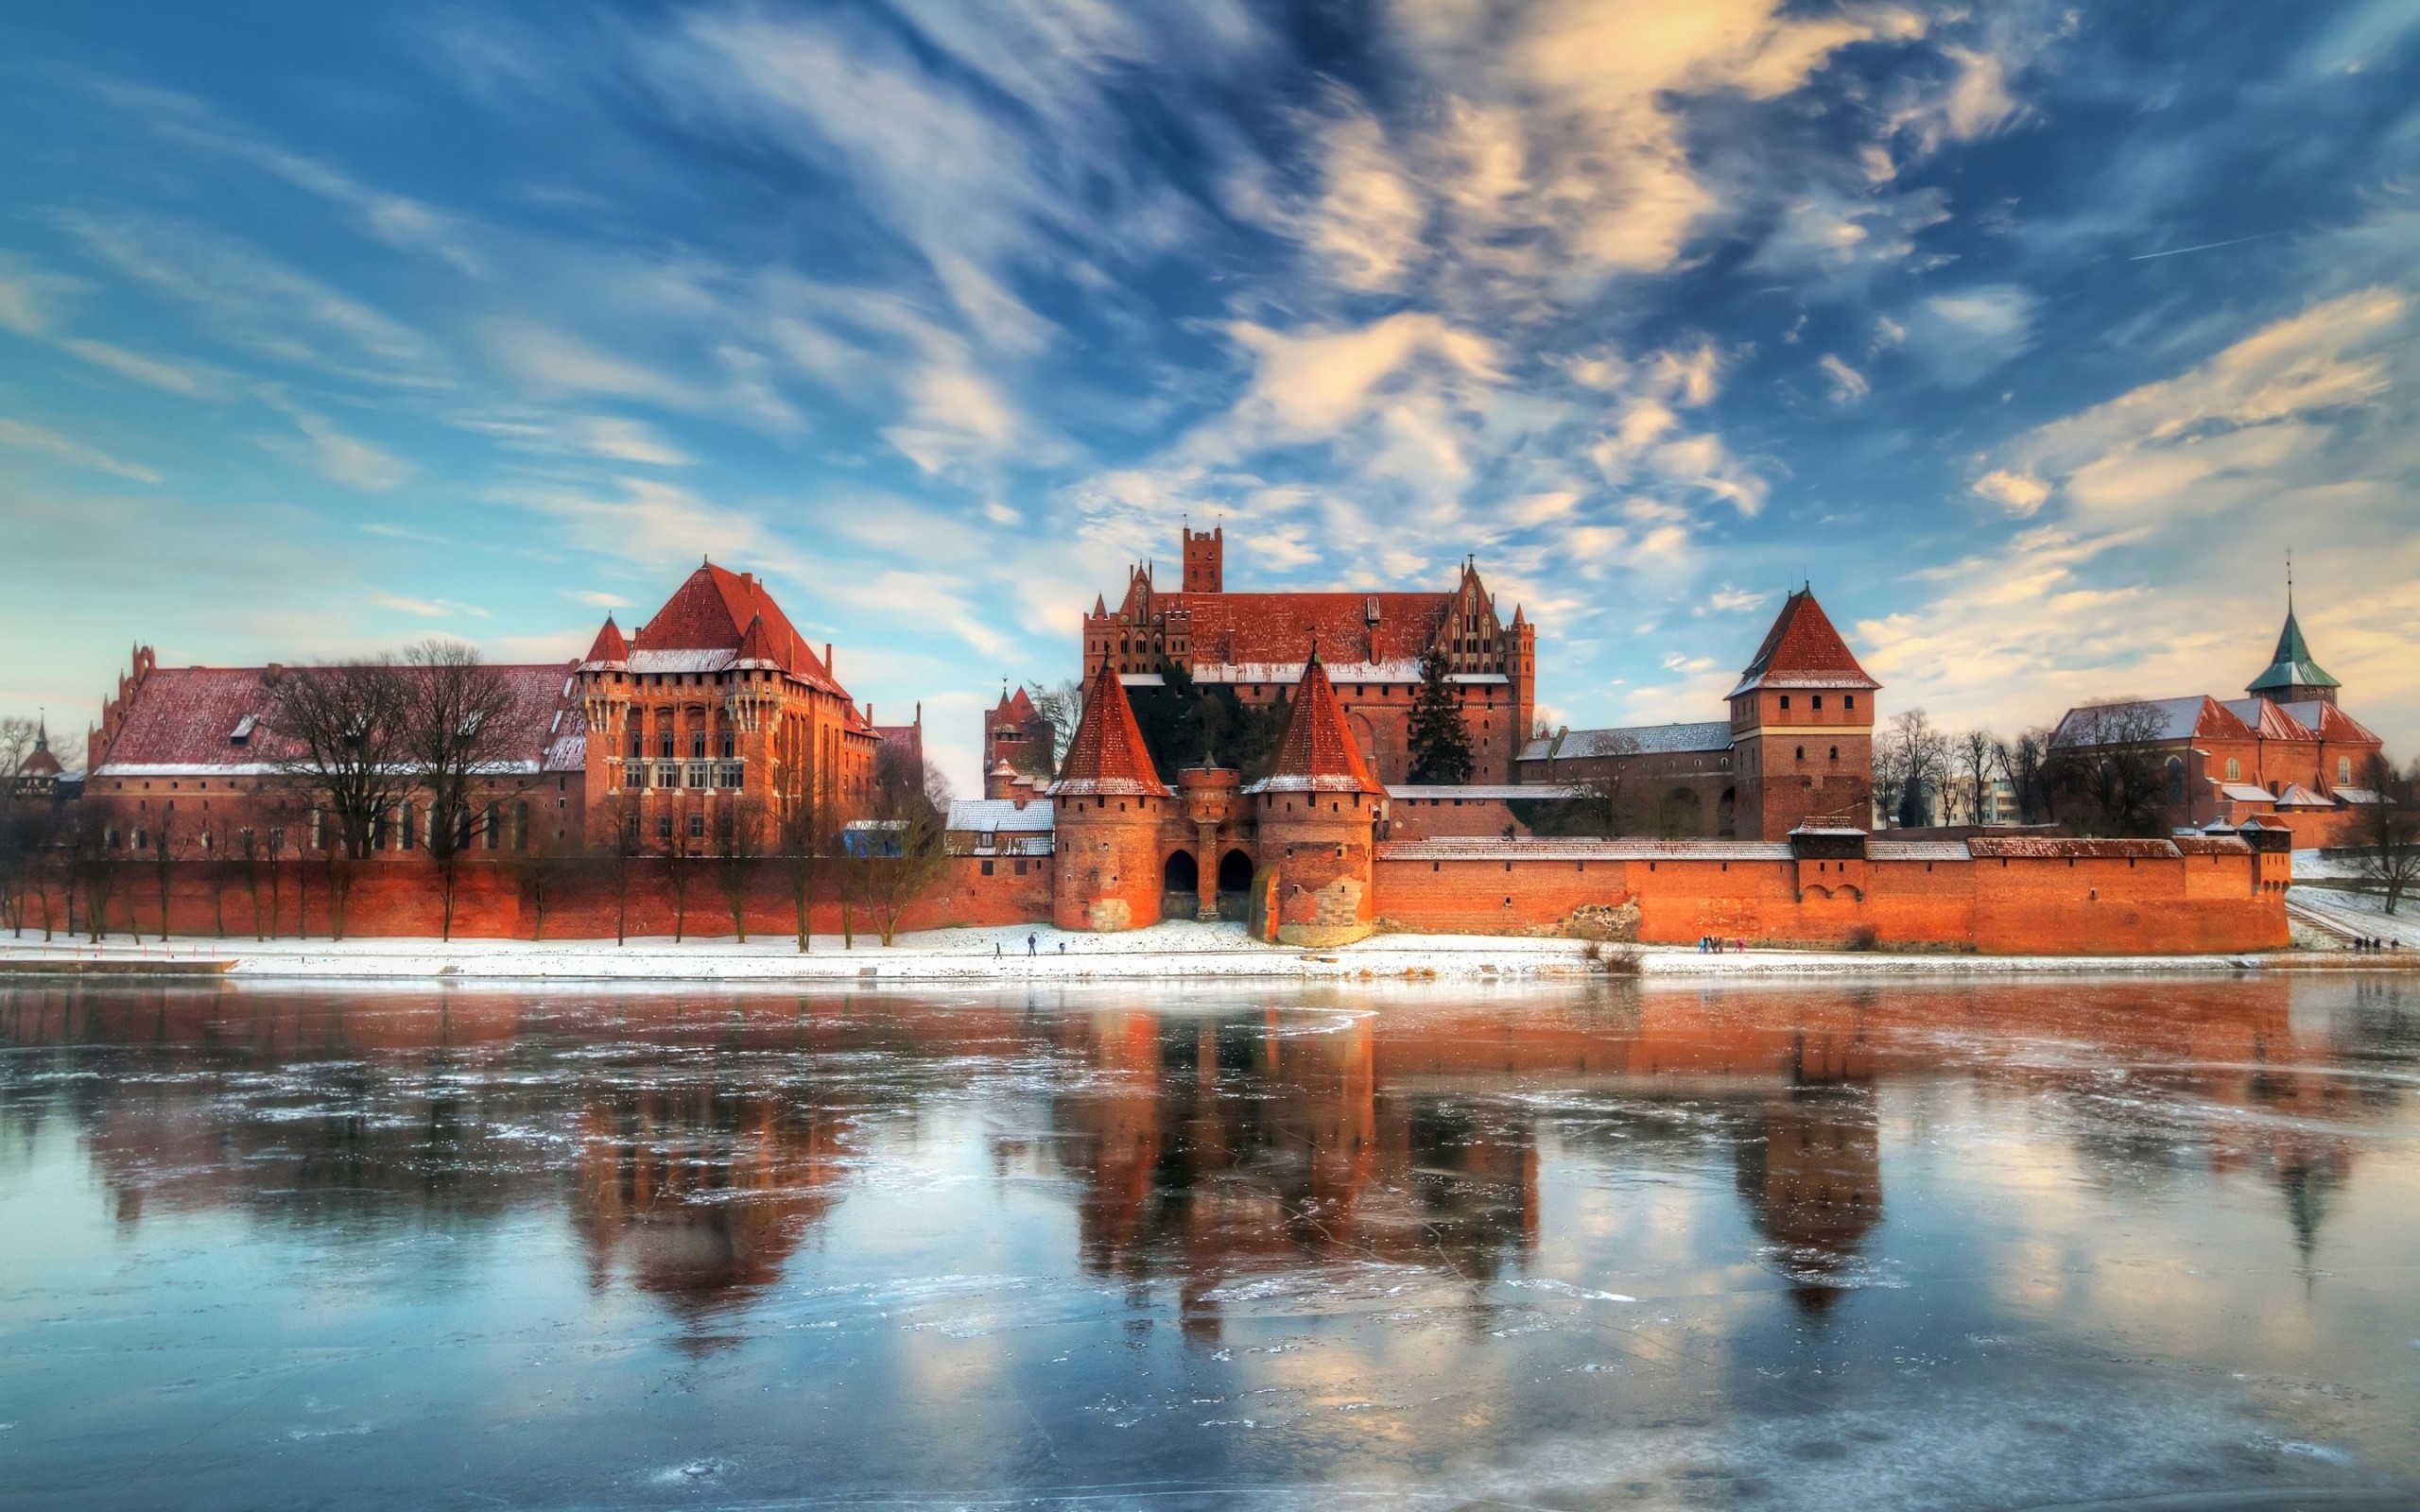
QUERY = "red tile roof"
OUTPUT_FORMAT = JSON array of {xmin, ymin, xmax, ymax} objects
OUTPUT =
[
  {"xmin": 2222, "ymin": 698, "xmax": 2318, "ymax": 743},
  {"xmin": 991, "ymin": 685, "xmax": 1038, "ymax": 722},
  {"xmin": 630, "ymin": 563, "xmax": 845, "ymax": 696},
  {"xmin": 1729, "ymin": 590, "xmax": 1877, "ymax": 696},
  {"xmin": 1251, "ymin": 654, "xmax": 1383, "ymax": 796},
  {"xmin": 1054, "ymin": 660, "xmax": 1169, "ymax": 798},
  {"xmin": 1164, "ymin": 592, "xmax": 1454, "ymax": 667},
  {"xmin": 92, "ymin": 663, "xmax": 581, "ymax": 775},
  {"xmin": 1967, "ymin": 837, "xmax": 2182, "ymax": 860},
  {"xmin": 584, "ymin": 616, "xmax": 628, "ymax": 664}
]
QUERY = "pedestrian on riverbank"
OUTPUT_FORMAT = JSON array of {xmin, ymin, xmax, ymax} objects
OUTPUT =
[{"xmin": 1027, "ymin": 934, "xmax": 1037, "ymax": 956}]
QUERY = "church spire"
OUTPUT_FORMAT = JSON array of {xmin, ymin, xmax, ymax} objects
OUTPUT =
[{"xmin": 2246, "ymin": 563, "xmax": 2340, "ymax": 705}]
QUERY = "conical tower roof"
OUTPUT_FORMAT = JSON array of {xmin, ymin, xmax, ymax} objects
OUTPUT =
[
  {"xmin": 1054, "ymin": 661, "xmax": 1170, "ymax": 798},
  {"xmin": 2246, "ymin": 607, "xmax": 2338, "ymax": 698},
  {"xmin": 19, "ymin": 717, "xmax": 61, "ymax": 779},
  {"xmin": 1248, "ymin": 650, "xmax": 1382, "ymax": 796},
  {"xmin": 1728, "ymin": 588, "xmax": 1877, "ymax": 696},
  {"xmin": 582, "ymin": 615, "xmax": 629, "ymax": 666}
]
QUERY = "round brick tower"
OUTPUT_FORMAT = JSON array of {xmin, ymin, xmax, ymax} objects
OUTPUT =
[
  {"xmin": 1247, "ymin": 649, "xmax": 1386, "ymax": 946},
  {"xmin": 1052, "ymin": 660, "xmax": 1175, "ymax": 932}
]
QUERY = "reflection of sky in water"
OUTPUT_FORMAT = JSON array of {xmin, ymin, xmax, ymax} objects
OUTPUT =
[{"xmin": 3, "ymin": 976, "xmax": 2418, "ymax": 1509}]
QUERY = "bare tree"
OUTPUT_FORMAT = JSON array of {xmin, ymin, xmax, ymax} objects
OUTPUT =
[
  {"xmin": 1871, "ymin": 736, "xmax": 1909, "ymax": 830},
  {"xmin": 713, "ymin": 797, "xmax": 768, "ymax": 941},
  {"xmin": 591, "ymin": 793, "xmax": 647, "ymax": 946},
  {"xmin": 399, "ymin": 641, "xmax": 536, "ymax": 941},
  {"xmin": 777, "ymin": 787, "xmax": 833, "ymax": 954},
  {"xmin": 1956, "ymin": 728, "xmax": 1999, "ymax": 826},
  {"xmin": 4, "ymin": 798, "xmax": 64, "ymax": 940},
  {"xmin": 660, "ymin": 792, "xmax": 698, "ymax": 942},
  {"xmin": 2048, "ymin": 699, "xmax": 2172, "ymax": 838},
  {"xmin": 855, "ymin": 766, "xmax": 951, "ymax": 947},
  {"xmin": 1028, "ymin": 678, "xmax": 1085, "ymax": 777},
  {"xmin": 66, "ymin": 810, "xmax": 123, "ymax": 943},
  {"xmin": 2000, "ymin": 729, "xmax": 2053, "ymax": 825},
  {"xmin": 1882, "ymin": 709, "xmax": 1950, "ymax": 829},
  {"xmin": 147, "ymin": 804, "xmax": 182, "ymax": 939},
  {"xmin": 2352, "ymin": 753, "xmax": 2419, "ymax": 916},
  {"xmin": 268, "ymin": 660, "xmax": 411, "ymax": 939},
  {"xmin": 506, "ymin": 830, "xmax": 582, "ymax": 941}
]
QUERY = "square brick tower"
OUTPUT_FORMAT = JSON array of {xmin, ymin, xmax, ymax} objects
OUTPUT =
[{"xmin": 1726, "ymin": 590, "xmax": 1878, "ymax": 839}]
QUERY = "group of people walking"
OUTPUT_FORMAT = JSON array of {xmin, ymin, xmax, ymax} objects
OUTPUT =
[{"xmin": 1696, "ymin": 936, "xmax": 1746, "ymax": 954}]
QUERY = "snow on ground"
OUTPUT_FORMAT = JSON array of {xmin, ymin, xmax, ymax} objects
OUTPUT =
[
  {"xmin": 2289, "ymin": 884, "xmax": 2420, "ymax": 950},
  {"xmin": 0, "ymin": 917, "xmax": 2383, "ymax": 982}
]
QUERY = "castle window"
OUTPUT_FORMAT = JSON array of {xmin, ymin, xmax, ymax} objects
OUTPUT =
[
  {"xmin": 689, "ymin": 814, "xmax": 705, "ymax": 839},
  {"xmin": 1780, "ymin": 696, "xmax": 1790, "ymax": 711},
  {"xmin": 2226, "ymin": 758, "xmax": 2241, "ymax": 781},
  {"xmin": 1812, "ymin": 696, "xmax": 1823, "ymax": 711},
  {"xmin": 1830, "ymin": 747, "xmax": 1839, "ymax": 761},
  {"xmin": 657, "ymin": 815, "xmax": 673, "ymax": 840},
  {"xmin": 1796, "ymin": 747, "xmax": 1805, "ymax": 762},
  {"xmin": 690, "ymin": 729, "xmax": 706, "ymax": 760},
  {"xmin": 720, "ymin": 729, "xmax": 735, "ymax": 759},
  {"xmin": 659, "ymin": 725, "xmax": 674, "ymax": 760},
  {"xmin": 2339, "ymin": 756, "xmax": 2352, "ymax": 783},
  {"xmin": 1844, "ymin": 696, "xmax": 1855, "ymax": 711}
]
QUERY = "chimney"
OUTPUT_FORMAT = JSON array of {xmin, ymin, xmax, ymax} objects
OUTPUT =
[{"xmin": 824, "ymin": 643, "xmax": 834, "ymax": 679}]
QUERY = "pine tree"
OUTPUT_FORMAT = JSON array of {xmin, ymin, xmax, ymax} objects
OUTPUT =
[{"xmin": 1406, "ymin": 647, "xmax": 1474, "ymax": 784}]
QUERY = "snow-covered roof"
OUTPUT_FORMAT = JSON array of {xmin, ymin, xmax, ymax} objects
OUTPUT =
[
  {"xmin": 1380, "ymin": 837, "xmax": 1793, "ymax": 863},
  {"xmin": 1190, "ymin": 660, "xmax": 1426, "ymax": 685},
  {"xmin": 1388, "ymin": 784, "xmax": 1588, "ymax": 801},
  {"xmin": 625, "ymin": 649, "xmax": 737, "ymax": 675},
  {"xmin": 1867, "ymin": 841, "xmax": 1972, "ymax": 862},
  {"xmin": 2273, "ymin": 783, "xmax": 2332, "ymax": 809},
  {"xmin": 2220, "ymin": 783, "xmax": 2276, "ymax": 803},
  {"xmin": 1518, "ymin": 721, "xmax": 1734, "ymax": 762},
  {"xmin": 946, "ymin": 799, "xmax": 1055, "ymax": 833}
]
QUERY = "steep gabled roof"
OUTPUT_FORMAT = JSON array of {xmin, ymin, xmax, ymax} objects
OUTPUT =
[
  {"xmin": 90, "ymin": 663, "xmax": 581, "ymax": 775},
  {"xmin": 1728, "ymin": 589, "xmax": 1877, "ymax": 696},
  {"xmin": 2052, "ymin": 695, "xmax": 2255, "ymax": 748},
  {"xmin": 582, "ymin": 616, "xmax": 628, "ymax": 666},
  {"xmin": 1248, "ymin": 652, "xmax": 1383, "ymax": 796},
  {"xmin": 630, "ymin": 563, "xmax": 845, "ymax": 696},
  {"xmin": 2246, "ymin": 609, "xmax": 2338, "ymax": 696},
  {"xmin": 2221, "ymin": 697, "xmax": 2318, "ymax": 742},
  {"xmin": 1054, "ymin": 659, "xmax": 1169, "ymax": 798},
  {"xmin": 2275, "ymin": 699, "xmax": 2379, "ymax": 746},
  {"xmin": 991, "ymin": 685, "xmax": 1038, "ymax": 723}
]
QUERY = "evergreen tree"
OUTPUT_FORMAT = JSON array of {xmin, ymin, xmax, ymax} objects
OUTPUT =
[{"xmin": 1406, "ymin": 648, "xmax": 1474, "ymax": 784}]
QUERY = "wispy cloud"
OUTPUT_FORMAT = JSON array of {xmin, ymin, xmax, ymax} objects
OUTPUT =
[{"xmin": 0, "ymin": 418, "xmax": 161, "ymax": 483}]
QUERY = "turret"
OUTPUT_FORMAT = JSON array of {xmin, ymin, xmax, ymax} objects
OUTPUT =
[
  {"xmin": 1244, "ymin": 649, "xmax": 1384, "ymax": 945},
  {"xmin": 1727, "ymin": 589, "xmax": 1878, "ymax": 838},
  {"xmin": 1051, "ymin": 660, "xmax": 1174, "ymax": 932},
  {"xmin": 2246, "ymin": 604, "xmax": 2340, "ymax": 707}
]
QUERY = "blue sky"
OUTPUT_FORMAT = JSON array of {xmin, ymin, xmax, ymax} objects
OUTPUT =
[{"xmin": 2, "ymin": 1, "xmax": 2415, "ymax": 788}]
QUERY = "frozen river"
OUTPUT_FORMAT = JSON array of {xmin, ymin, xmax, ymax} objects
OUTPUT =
[{"xmin": 4, "ymin": 975, "xmax": 2418, "ymax": 1511}]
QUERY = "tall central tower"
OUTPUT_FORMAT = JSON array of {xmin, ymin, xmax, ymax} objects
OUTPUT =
[{"xmin": 1182, "ymin": 525, "xmax": 1222, "ymax": 594}]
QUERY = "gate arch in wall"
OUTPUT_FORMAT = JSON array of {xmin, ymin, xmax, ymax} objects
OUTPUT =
[
  {"xmin": 1162, "ymin": 850, "xmax": 1199, "ymax": 919},
  {"xmin": 1216, "ymin": 848, "xmax": 1255, "ymax": 921}
]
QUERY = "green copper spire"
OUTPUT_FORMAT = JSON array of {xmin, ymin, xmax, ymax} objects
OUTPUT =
[{"xmin": 2246, "ymin": 608, "xmax": 2338, "ymax": 698}]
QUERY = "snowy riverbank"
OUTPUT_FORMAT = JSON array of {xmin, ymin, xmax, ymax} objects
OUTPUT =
[{"xmin": 0, "ymin": 914, "xmax": 2404, "ymax": 983}]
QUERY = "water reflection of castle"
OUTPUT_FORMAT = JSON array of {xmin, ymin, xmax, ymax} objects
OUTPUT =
[{"xmin": 5, "ymin": 980, "xmax": 2406, "ymax": 1331}]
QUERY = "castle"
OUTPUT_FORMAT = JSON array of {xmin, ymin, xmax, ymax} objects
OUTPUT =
[{"xmin": 43, "ymin": 536, "xmax": 2308, "ymax": 954}]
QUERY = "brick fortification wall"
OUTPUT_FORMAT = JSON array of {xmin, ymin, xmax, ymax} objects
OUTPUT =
[
  {"xmin": 1369, "ymin": 835, "xmax": 2289, "ymax": 954},
  {"xmin": 31, "ymin": 834, "xmax": 2286, "ymax": 955},
  {"xmin": 26, "ymin": 855, "xmax": 1047, "ymax": 944}
]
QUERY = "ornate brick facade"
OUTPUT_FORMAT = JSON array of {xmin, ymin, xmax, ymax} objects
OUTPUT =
[
  {"xmin": 578, "ymin": 563, "xmax": 877, "ymax": 850},
  {"xmin": 1081, "ymin": 529, "xmax": 1536, "ymax": 784}
]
